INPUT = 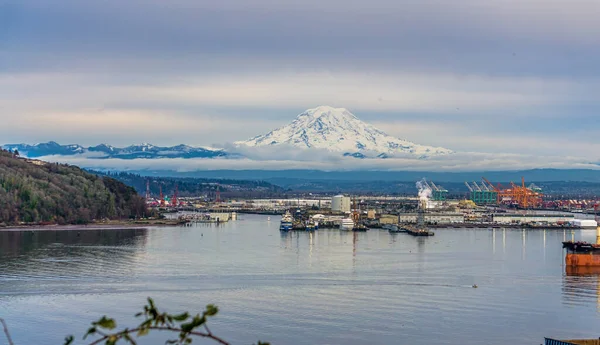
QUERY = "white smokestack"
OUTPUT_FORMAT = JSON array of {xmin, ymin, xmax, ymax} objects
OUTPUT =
[{"xmin": 416, "ymin": 178, "xmax": 432, "ymax": 209}]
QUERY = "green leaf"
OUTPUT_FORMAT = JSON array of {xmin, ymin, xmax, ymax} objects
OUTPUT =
[
  {"xmin": 106, "ymin": 335, "xmax": 118, "ymax": 345},
  {"xmin": 139, "ymin": 319, "xmax": 152, "ymax": 328},
  {"xmin": 172, "ymin": 312, "xmax": 189, "ymax": 321},
  {"xmin": 94, "ymin": 316, "xmax": 117, "ymax": 330},
  {"xmin": 134, "ymin": 312, "xmax": 143, "ymax": 317},
  {"xmin": 63, "ymin": 335, "xmax": 74, "ymax": 345},
  {"xmin": 204, "ymin": 305, "xmax": 218, "ymax": 316},
  {"xmin": 137, "ymin": 328, "xmax": 150, "ymax": 337},
  {"xmin": 83, "ymin": 327, "xmax": 97, "ymax": 339}
]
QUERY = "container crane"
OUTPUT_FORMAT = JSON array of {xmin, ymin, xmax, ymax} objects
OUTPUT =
[
  {"xmin": 482, "ymin": 177, "xmax": 501, "ymax": 192},
  {"xmin": 465, "ymin": 182, "xmax": 473, "ymax": 192},
  {"xmin": 480, "ymin": 181, "xmax": 490, "ymax": 191}
]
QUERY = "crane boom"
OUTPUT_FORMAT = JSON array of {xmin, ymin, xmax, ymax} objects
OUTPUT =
[
  {"xmin": 430, "ymin": 181, "xmax": 440, "ymax": 191},
  {"xmin": 465, "ymin": 182, "xmax": 473, "ymax": 192},
  {"xmin": 480, "ymin": 180, "xmax": 490, "ymax": 191},
  {"xmin": 482, "ymin": 177, "xmax": 500, "ymax": 192},
  {"xmin": 472, "ymin": 181, "xmax": 482, "ymax": 192}
]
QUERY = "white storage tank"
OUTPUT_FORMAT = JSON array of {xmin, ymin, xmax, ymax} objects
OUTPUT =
[
  {"xmin": 331, "ymin": 195, "xmax": 351, "ymax": 213},
  {"xmin": 573, "ymin": 219, "xmax": 598, "ymax": 228}
]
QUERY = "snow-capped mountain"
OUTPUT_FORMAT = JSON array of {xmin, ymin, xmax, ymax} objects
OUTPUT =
[
  {"xmin": 2, "ymin": 142, "xmax": 228, "ymax": 159},
  {"xmin": 235, "ymin": 106, "xmax": 453, "ymax": 158}
]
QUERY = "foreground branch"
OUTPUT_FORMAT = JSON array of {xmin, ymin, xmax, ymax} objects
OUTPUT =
[
  {"xmin": 87, "ymin": 326, "xmax": 229, "ymax": 345},
  {"xmin": 0, "ymin": 318, "xmax": 15, "ymax": 345},
  {"xmin": 63, "ymin": 297, "xmax": 270, "ymax": 345}
]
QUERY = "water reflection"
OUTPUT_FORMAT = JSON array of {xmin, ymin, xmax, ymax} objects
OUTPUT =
[
  {"xmin": 563, "ymin": 266, "xmax": 600, "ymax": 310},
  {"xmin": 0, "ymin": 229, "xmax": 147, "ymax": 295},
  {"xmin": 2, "ymin": 218, "xmax": 600, "ymax": 345},
  {"xmin": 0, "ymin": 228, "xmax": 147, "ymax": 256}
]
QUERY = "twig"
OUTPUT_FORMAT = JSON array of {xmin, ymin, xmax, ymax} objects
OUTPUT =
[
  {"xmin": 0, "ymin": 318, "xmax": 15, "ymax": 345},
  {"xmin": 87, "ymin": 326, "xmax": 229, "ymax": 345}
]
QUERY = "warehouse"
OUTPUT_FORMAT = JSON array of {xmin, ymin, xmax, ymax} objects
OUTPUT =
[
  {"xmin": 399, "ymin": 213, "xmax": 465, "ymax": 224},
  {"xmin": 491, "ymin": 213, "xmax": 574, "ymax": 225}
]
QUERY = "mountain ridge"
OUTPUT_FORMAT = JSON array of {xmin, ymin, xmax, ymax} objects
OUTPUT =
[
  {"xmin": 3, "ymin": 106, "xmax": 453, "ymax": 160},
  {"xmin": 2, "ymin": 142, "xmax": 228, "ymax": 160},
  {"xmin": 235, "ymin": 106, "xmax": 453, "ymax": 158}
]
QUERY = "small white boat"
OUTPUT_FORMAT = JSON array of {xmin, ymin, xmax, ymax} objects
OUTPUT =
[{"xmin": 340, "ymin": 218, "xmax": 354, "ymax": 231}]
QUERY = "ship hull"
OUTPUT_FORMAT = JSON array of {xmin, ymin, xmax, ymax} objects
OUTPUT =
[{"xmin": 565, "ymin": 253, "xmax": 600, "ymax": 267}]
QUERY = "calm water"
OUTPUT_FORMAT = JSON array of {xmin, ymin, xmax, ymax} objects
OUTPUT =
[{"xmin": 1, "ymin": 215, "xmax": 599, "ymax": 345}]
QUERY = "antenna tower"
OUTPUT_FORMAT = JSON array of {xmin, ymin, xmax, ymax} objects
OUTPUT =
[
  {"xmin": 145, "ymin": 179, "xmax": 151, "ymax": 201},
  {"xmin": 172, "ymin": 184, "xmax": 178, "ymax": 208},
  {"xmin": 159, "ymin": 185, "xmax": 165, "ymax": 207}
]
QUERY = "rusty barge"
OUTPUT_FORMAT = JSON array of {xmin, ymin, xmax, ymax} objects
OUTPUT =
[{"xmin": 562, "ymin": 226, "xmax": 600, "ymax": 267}]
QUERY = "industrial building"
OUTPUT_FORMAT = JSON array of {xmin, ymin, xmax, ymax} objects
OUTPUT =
[
  {"xmin": 399, "ymin": 213, "xmax": 465, "ymax": 224},
  {"xmin": 379, "ymin": 214, "xmax": 398, "ymax": 225},
  {"xmin": 331, "ymin": 195, "xmax": 351, "ymax": 213},
  {"xmin": 491, "ymin": 213, "xmax": 574, "ymax": 225}
]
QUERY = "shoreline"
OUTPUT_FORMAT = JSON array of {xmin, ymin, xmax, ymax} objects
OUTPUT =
[{"xmin": 0, "ymin": 219, "xmax": 186, "ymax": 232}]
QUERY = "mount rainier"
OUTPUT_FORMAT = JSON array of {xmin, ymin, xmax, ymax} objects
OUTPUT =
[
  {"xmin": 235, "ymin": 106, "xmax": 453, "ymax": 158},
  {"xmin": 3, "ymin": 106, "xmax": 452, "ymax": 160}
]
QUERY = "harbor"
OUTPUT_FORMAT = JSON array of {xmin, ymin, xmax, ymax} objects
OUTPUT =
[{"xmin": 150, "ymin": 176, "xmax": 599, "ymax": 235}]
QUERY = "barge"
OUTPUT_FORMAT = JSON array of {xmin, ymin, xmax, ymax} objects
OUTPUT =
[{"xmin": 562, "ymin": 226, "xmax": 600, "ymax": 267}]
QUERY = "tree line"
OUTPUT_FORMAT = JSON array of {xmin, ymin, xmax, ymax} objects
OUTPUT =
[
  {"xmin": 0, "ymin": 149, "xmax": 148, "ymax": 225},
  {"xmin": 91, "ymin": 171, "xmax": 285, "ymax": 197}
]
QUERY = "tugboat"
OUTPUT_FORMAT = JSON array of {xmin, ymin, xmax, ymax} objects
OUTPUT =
[
  {"xmin": 306, "ymin": 220, "xmax": 317, "ymax": 231},
  {"xmin": 352, "ymin": 223, "xmax": 368, "ymax": 232},
  {"xmin": 280, "ymin": 211, "xmax": 293, "ymax": 231}
]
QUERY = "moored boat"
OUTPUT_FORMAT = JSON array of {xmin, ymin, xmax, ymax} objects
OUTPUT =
[
  {"xmin": 340, "ymin": 218, "xmax": 354, "ymax": 231},
  {"xmin": 352, "ymin": 224, "xmax": 368, "ymax": 232},
  {"xmin": 280, "ymin": 211, "xmax": 293, "ymax": 231}
]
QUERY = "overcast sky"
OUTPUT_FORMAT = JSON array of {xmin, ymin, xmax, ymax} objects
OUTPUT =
[{"xmin": 1, "ymin": 0, "xmax": 599, "ymax": 162}]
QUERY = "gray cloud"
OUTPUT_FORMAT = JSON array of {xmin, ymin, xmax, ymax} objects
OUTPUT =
[
  {"xmin": 1, "ymin": 0, "xmax": 599, "ymax": 169},
  {"xmin": 36, "ymin": 152, "xmax": 600, "ymax": 172}
]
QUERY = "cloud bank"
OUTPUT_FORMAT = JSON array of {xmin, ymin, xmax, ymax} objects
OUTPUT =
[{"xmin": 1, "ymin": 0, "xmax": 599, "ymax": 168}]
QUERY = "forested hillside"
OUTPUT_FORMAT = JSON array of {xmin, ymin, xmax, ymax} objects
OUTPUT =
[
  {"xmin": 92, "ymin": 171, "xmax": 286, "ymax": 197},
  {"xmin": 0, "ymin": 149, "xmax": 148, "ymax": 225}
]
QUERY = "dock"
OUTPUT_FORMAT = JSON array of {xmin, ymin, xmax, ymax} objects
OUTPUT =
[{"xmin": 401, "ymin": 224, "xmax": 435, "ymax": 236}]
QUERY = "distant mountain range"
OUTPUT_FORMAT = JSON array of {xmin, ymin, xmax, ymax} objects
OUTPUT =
[
  {"xmin": 4, "ymin": 106, "xmax": 452, "ymax": 160},
  {"xmin": 235, "ymin": 105, "xmax": 452, "ymax": 158},
  {"xmin": 2, "ymin": 142, "xmax": 228, "ymax": 160},
  {"xmin": 100, "ymin": 168, "xmax": 600, "ymax": 192}
]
